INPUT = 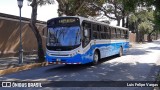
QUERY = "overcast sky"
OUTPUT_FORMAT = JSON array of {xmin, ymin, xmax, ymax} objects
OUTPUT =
[{"xmin": 0, "ymin": 0, "xmax": 58, "ymax": 21}]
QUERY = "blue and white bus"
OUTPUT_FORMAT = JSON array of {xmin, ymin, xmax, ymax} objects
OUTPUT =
[{"xmin": 46, "ymin": 16, "xmax": 129, "ymax": 65}]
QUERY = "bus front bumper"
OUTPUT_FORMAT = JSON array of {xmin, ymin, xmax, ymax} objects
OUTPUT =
[{"xmin": 45, "ymin": 54, "xmax": 92, "ymax": 64}]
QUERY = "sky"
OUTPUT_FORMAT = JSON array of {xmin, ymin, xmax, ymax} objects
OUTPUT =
[
  {"xmin": 0, "ymin": 0, "xmax": 58, "ymax": 21},
  {"xmin": 0, "ymin": 0, "xmax": 117, "ymax": 25}
]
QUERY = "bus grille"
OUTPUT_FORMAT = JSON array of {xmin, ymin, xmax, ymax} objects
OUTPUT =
[{"xmin": 50, "ymin": 54, "xmax": 69, "ymax": 56}]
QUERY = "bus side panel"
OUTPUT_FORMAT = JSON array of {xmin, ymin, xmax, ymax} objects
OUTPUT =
[
  {"xmin": 83, "ymin": 43, "xmax": 116, "ymax": 60},
  {"xmin": 123, "ymin": 42, "xmax": 130, "ymax": 52},
  {"xmin": 99, "ymin": 44, "xmax": 114, "ymax": 58},
  {"xmin": 110, "ymin": 40, "xmax": 117, "ymax": 55},
  {"xmin": 79, "ymin": 41, "xmax": 129, "ymax": 64},
  {"xmin": 111, "ymin": 40, "xmax": 129, "ymax": 55}
]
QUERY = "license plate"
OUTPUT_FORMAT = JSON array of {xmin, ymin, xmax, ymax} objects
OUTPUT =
[{"xmin": 56, "ymin": 58, "xmax": 61, "ymax": 61}]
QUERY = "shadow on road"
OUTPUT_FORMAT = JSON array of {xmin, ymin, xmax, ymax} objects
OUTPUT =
[
  {"xmin": 125, "ymin": 48, "xmax": 151, "ymax": 56},
  {"xmin": 41, "ymin": 58, "xmax": 159, "ymax": 81},
  {"xmin": 148, "ymin": 47, "xmax": 160, "ymax": 50},
  {"xmin": 151, "ymin": 40, "xmax": 160, "ymax": 45}
]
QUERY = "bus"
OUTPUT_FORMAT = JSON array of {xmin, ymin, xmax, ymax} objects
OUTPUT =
[{"xmin": 45, "ymin": 16, "xmax": 129, "ymax": 65}]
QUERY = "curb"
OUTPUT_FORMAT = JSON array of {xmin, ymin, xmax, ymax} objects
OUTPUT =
[{"xmin": 0, "ymin": 62, "xmax": 47, "ymax": 76}]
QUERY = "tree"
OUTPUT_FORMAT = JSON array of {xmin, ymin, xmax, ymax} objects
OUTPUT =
[
  {"xmin": 129, "ymin": 7, "xmax": 154, "ymax": 42},
  {"xmin": 135, "ymin": 0, "xmax": 160, "ymax": 41},
  {"xmin": 28, "ymin": 0, "xmax": 54, "ymax": 62},
  {"xmin": 57, "ymin": 0, "xmax": 138, "ymax": 26},
  {"xmin": 56, "ymin": 0, "xmax": 105, "ymax": 17},
  {"xmin": 89, "ymin": 0, "xmax": 122, "ymax": 26},
  {"xmin": 89, "ymin": 0, "xmax": 138, "ymax": 26},
  {"xmin": 154, "ymin": 0, "xmax": 160, "ymax": 30}
]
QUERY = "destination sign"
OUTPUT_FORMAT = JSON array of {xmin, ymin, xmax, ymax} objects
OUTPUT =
[
  {"xmin": 58, "ymin": 18, "xmax": 77, "ymax": 24},
  {"xmin": 47, "ymin": 17, "xmax": 80, "ymax": 26}
]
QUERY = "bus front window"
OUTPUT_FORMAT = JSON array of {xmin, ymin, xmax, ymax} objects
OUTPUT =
[{"xmin": 47, "ymin": 26, "xmax": 81, "ymax": 51}]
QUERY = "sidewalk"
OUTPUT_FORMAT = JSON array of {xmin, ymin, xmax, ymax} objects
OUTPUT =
[
  {"xmin": 0, "ymin": 55, "xmax": 37, "ymax": 70},
  {"xmin": 0, "ymin": 55, "xmax": 47, "ymax": 75}
]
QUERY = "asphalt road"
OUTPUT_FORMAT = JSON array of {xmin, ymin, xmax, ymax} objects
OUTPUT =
[{"xmin": 1, "ymin": 40, "xmax": 160, "ymax": 90}]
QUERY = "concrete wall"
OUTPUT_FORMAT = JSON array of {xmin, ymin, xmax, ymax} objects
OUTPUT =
[
  {"xmin": 0, "ymin": 13, "xmax": 46, "ymax": 57},
  {"xmin": 129, "ymin": 32, "xmax": 136, "ymax": 42}
]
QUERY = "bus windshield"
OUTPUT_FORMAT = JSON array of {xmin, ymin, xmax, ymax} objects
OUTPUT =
[{"xmin": 47, "ymin": 26, "xmax": 81, "ymax": 51}]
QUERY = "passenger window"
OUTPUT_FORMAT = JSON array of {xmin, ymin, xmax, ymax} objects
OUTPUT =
[
  {"xmin": 111, "ymin": 28, "xmax": 116, "ymax": 39},
  {"xmin": 116, "ymin": 29, "xmax": 121, "ymax": 38},
  {"xmin": 92, "ymin": 24, "xmax": 99, "ymax": 39}
]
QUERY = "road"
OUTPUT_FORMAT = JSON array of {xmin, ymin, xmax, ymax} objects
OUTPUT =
[{"xmin": 0, "ymin": 40, "xmax": 160, "ymax": 90}]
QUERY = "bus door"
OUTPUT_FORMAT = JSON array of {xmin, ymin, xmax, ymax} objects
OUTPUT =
[{"xmin": 82, "ymin": 21, "xmax": 91, "ymax": 49}]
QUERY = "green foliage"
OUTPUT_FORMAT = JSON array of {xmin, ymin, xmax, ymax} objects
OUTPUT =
[
  {"xmin": 57, "ymin": 0, "xmax": 105, "ymax": 17},
  {"xmin": 122, "ymin": 0, "xmax": 138, "ymax": 13},
  {"xmin": 129, "ymin": 9, "xmax": 154, "ymax": 33},
  {"xmin": 138, "ymin": 21, "xmax": 153, "ymax": 33},
  {"xmin": 154, "ymin": 0, "xmax": 160, "ymax": 30},
  {"xmin": 135, "ymin": 0, "xmax": 160, "ymax": 31},
  {"xmin": 129, "ymin": 14, "xmax": 138, "ymax": 23}
]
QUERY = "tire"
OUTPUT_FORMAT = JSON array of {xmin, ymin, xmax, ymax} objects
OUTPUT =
[
  {"xmin": 92, "ymin": 51, "xmax": 99, "ymax": 65},
  {"xmin": 118, "ymin": 47, "xmax": 123, "ymax": 57}
]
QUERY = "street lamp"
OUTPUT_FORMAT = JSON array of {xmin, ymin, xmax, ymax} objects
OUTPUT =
[{"xmin": 17, "ymin": 0, "xmax": 24, "ymax": 64}]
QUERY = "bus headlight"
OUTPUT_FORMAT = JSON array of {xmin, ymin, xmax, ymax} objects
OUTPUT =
[{"xmin": 46, "ymin": 52, "xmax": 51, "ymax": 56}]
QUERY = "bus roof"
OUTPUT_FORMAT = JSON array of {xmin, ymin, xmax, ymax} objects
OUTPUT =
[{"xmin": 48, "ymin": 16, "xmax": 129, "ymax": 30}]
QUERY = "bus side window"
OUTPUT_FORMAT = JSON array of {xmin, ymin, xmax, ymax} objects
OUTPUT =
[
  {"xmin": 117, "ymin": 29, "xmax": 121, "ymax": 39},
  {"xmin": 104, "ymin": 26, "xmax": 110, "ymax": 39},
  {"xmin": 115, "ymin": 28, "xmax": 117, "ymax": 39},
  {"xmin": 92, "ymin": 24, "xmax": 99, "ymax": 39},
  {"xmin": 121, "ymin": 30, "xmax": 125, "ymax": 39},
  {"xmin": 111, "ymin": 28, "xmax": 116, "ymax": 39},
  {"xmin": 100, "ymin": 25, "xmax": 106, "ymax": 39},
  {"xmin": 111, "ymin": 28, "xmax": 113, "ymax": 39},
  {"xmin": 124, "ymin": 31, "xmax": 129, "ymax": 39},
  {"xmin": 108, "ymin": 27, "xmax": 111, "ymax": 39},
  {"xmin": 97, "ymin": 25, "xmax": 101, "ymax": 39}
]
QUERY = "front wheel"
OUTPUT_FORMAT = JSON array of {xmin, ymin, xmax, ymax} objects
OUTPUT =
[{"xmin": 92, "ymin": 51, "xmax": 99, "ymax": 65}]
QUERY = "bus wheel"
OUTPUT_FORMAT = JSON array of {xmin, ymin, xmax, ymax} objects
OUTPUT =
[
  {"xmin": 92, "ymin": 51, "xmax": 99, "ymax": 65},
  {"xmin": 119, "ymin": 47, "xmax": 123, "ymax": 57}
]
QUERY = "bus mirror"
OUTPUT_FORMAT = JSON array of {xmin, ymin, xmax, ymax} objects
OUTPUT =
[{"xmin": 84, "ymin": 29, "xmax": 89, "ymax": 37}]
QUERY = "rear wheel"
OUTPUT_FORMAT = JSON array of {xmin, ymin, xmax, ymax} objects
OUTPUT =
[
  {"xmin": 118, "ymin": 47, "xmax": 123, "ymax": 57},
  {"xmin": 92, "ymin": 51, "xmax": 99, "ymax": 65}
]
